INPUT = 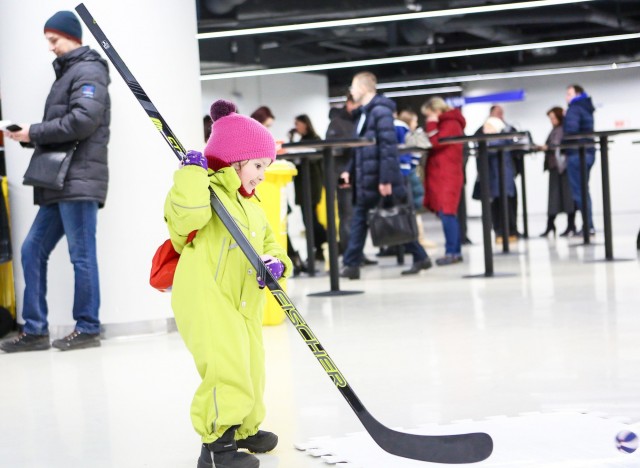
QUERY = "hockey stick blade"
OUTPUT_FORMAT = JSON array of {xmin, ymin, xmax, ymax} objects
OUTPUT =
[
  {"xmin": 75, "ymin": 4, "xmax": 493, "ymax": 463},
  {"xmin": 208, "ymin": 192, "xmax": 493, "ymax": 465}
]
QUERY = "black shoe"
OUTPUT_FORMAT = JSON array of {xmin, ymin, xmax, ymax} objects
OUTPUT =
[
  {"xmin": 559, "ymin": 226, "xmax": 576, "ymax": 237},
  {"xmin": 237, "ymin": 430, "xmax": 278, "ymax": 453},
  {"xmin": 197, "ymin": 444, "xmax": 259, "ymax": 468},
  {"xmin": 462, "ymin": 237, "xmax": 473, "ymax": 245},
  {"xmin": 360, "ymin": 256, "xmax": 378, "ymax": 266},
  {"xmin": 0, "ymin": 332, "xmax": 50, "ymax": 353},
  {"xmin": 539, "ymin": 226, "xmax": 556, "ymax": 237},
  {"xmin": 291, "ymin": 252, "xmax": 304, "ymax": 277},
  {"xmin": 572, "ymin": 228, "xmax": 596, "ymax": 238},
  {"xmin": 51, "ymin": 330, "xmax": 101, "ymax": 351},
  {"xmin": 539, "ymin": 223, "xmax": 556, "ymax": 238},
  {"xmin": 435, "ymin": 254, "xmax": 463, "ymax": 266},
  {"xmin": 198, "ymin": 426, "xmax": 259, "ymax": 468},
  {"xmin": 401, "ymin": 258, "xmax": 433, "ymax": 275},
  {"xmin": 340, "ymin": 265, "xmax": 360, "ymax": 279},
  {"xmin": 376, "ymin": 246, "xmax": 398, "ymax": 257},
  {"xmin": 540, "ymin": 216, "xmax": 556, "ymax": 238}
]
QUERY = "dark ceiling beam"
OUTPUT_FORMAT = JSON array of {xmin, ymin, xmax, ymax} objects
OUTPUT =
[
  {"xmin": 584, "ymin": 8, "xmax": 640, "ymax": 31},
  {"xmin": 400, "ymin": 16, "xmax": 527, "ymax": 46},
  {"xmin": 317, "ymin": 41, "xmax": 370, "ymax": 55},
  {"xmin": 198, "ymin": 0, "xmax": 416, "ymax": 30},
  {"xmin": 440, "ymin": 6, "xmax": 640, "ymax": 31},
  {"xmin": 463, "ymin": 26, "xmax": 526, "ymax": 45},
  {"xmin": 235, "ymin": 1, "xmax": 415, "ymax": 23},
  {"xmin": 201, "ymin": 0, "xmax": 248, "ymax": 15}
]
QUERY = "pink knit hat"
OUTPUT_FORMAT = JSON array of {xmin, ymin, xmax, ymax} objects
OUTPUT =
[{"xmin": 204, "ymin": 99, "xmax": 276, "ymax": 168}]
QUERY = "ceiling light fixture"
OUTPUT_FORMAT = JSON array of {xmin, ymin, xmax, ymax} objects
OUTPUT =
[
  {"xmin": 375, "ymin": 61, "xmax": 640, "ymax": 89},
  {"xmin": 197, "ymin": 0, "xmax": 593, "ymax": 40},
  {"xmin": 329, "ymin": 86, "xmax": 463, "ymax": 103},
  {"xmin": 200, "ymin": 32, "xmax": 640, "ymax": 81}
]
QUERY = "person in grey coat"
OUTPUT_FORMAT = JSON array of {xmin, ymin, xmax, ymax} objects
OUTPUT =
[
  {"xmin": 539, "ymin": 106, "xmax": 576, "ymax": 237},
  {"xmin": 1, "ymin": 11, "xmax": 110, "ymax": 353}
]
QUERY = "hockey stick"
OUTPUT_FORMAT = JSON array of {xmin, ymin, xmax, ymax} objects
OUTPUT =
[{"xmin": 75, "ymin": 4, "xmax": 493, "ymax": 464}]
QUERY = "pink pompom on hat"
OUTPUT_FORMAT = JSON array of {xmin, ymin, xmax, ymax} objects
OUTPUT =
[{"xmin": 204, "ymin": 99, "xmax": 277, "ymax": 168}]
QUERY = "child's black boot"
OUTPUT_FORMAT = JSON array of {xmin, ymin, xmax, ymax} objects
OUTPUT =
[
  {"xmin": 197, "ymin": 425, "xmax": 259, "ymax": 468},
  {"xmin": 237, "ymin": 430, "xmax": 278, "ymax": 453}
]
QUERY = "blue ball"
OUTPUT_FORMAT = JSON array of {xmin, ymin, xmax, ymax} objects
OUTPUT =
[{"xmin": 615, "ymin": 430, "xmax": 639, "ymax": 454}]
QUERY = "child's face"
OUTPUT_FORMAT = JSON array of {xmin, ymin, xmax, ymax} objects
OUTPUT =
[{"xmin": 235, "ymin": 158, "xmax": 272, "ymax": 192}]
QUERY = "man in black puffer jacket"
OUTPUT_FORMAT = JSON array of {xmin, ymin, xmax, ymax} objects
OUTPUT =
[
  {"xmin": 2, "ymin": 11, "xmax": 110, "ymax": 353},
  {"xmin": 339, "ymin": 72, "xmax": 431, "ymax": 279}
]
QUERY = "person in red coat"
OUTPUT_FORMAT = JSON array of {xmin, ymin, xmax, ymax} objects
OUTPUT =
[{"xmin": 421, "ymin": 97, "xmax": 466, "ymax": 266}]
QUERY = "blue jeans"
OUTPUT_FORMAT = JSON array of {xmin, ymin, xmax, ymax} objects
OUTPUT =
[
  {"xmin": 343, "ymin": 204, "xmax": 371, "ymax": 267},
  {"xmin": 21, "ymin": 201, "xmax": 100, "ymax": 335},
  {"xmin": 402, "ymin": 239, "xmax": 428, "ymax": 264},
  {"xmin": 440, "ymin": 212, "xmax": 461, "ymax": 255},
  {"xmin": 566, "ymin": 151, "xmax": 595, "ymax": 229},
  {"xmin": 343, "ymin": 204, "xmax": 427, "ymax": 266}
]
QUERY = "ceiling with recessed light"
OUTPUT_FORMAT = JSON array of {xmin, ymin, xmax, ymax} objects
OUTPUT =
[{"xmin": 196, "ymin": 0, "xmax": 640, "ymax": 96}]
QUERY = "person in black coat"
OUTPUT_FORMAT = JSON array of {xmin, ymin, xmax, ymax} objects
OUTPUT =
[
  {"xmin": 339, "ymin": 72, "xmax": 431, "ymax": 279},
  {"xmin": 2, "ymin": 11, "xmax": 110, "ymax": 353},
  {"xmin": 326, "ymin": 94, "xmax": 357, "ymax": 255},
  {"xmin": 290, "ymin": 114, "xmax": 327, "ymax": 260},
  {"xmin": 539, "ymin": 106, "xmax": 576, "ymax": 237}
]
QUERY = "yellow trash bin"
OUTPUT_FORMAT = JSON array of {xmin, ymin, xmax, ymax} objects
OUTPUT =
[
  {"xmin": 257, "ymin": 160, "xmax": 297, "ymax": 325},
  {"xmin": 0, "ymin": 176, "xmax": 16, "ymax": 319},
  {"xmin": 316, "ymin": 187, "xmax": 340, "ymax": 241}
]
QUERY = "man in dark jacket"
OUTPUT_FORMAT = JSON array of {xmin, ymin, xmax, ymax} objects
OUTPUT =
[
  {"xmin": 339, "ymin": 72, "xmax": 431, "ymax": 279},
  {"xmin": 2, "ymin": 11, "xmax": 110, "ymax": 353},
  {"xmin": 563, "ymin": 84, "xmax": 595, "ymax": 235}
]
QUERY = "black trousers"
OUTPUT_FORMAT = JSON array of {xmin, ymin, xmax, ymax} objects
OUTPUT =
[{"xmin": 491, "ymin": 197, "xmax": 518, "ymax": 237}]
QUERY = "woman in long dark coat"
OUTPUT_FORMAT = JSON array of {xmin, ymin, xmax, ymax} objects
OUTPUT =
[
  {"xmin": 290, "ymin": 114, "xmax": 327, "ymax": 260},
  {"xmin": 540, "ymin": 107, "xmax": 576, "ymax": 237}
]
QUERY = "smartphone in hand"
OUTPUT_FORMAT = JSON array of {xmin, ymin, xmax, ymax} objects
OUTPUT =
[
  {"xmin": 0, "ymin": 121, "xmax": 22, "ymax": 132},
  {"xmin": 0, "ymin": 121, "xmax": 32, "ymax": 147}
]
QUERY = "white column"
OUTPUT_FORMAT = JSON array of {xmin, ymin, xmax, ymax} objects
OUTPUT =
[{"xmin": 0, "ymin": 0, "xmax": 203, "ymax": 336}]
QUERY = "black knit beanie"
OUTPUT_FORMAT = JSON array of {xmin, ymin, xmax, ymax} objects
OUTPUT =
[{"xmin": 44, "ymin": 11, "xmax": 82, "ymax": 44}]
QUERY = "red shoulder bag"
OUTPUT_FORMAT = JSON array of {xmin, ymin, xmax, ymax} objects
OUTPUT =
[{"xmin": 149, "ymin": 230, "xmax": 197, "ymax": 292}]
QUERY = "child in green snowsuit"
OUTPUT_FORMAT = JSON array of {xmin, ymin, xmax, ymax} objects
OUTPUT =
[{"xmin": 164, "ymin": 100, "xmax": 292, "ymax": 468}]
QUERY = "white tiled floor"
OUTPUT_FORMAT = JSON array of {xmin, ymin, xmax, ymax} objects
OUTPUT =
[{"xmin": 1, "ymin": 213, "xmax": 639, "ymax": 468}]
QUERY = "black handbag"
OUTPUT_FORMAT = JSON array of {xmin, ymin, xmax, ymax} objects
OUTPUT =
[
  {"xmin": 23, "ymin": 143, "xmax": 76, "ymax": 191},
  {"xmin": 471, "ymin": 178, "xmax": 481, "ymax": 200},
  {"xmin": 367, "ymin": 197, "xmax": 419, "ymax": 247}
]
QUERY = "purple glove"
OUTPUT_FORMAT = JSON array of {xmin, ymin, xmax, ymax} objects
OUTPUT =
[
  {"xmin": 182, "ymin": 150, "xmax": 207, "ymax": 170},
  {"xmin": 257, "ymin": 256, "xmax": 285, "ymax": 289}
]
